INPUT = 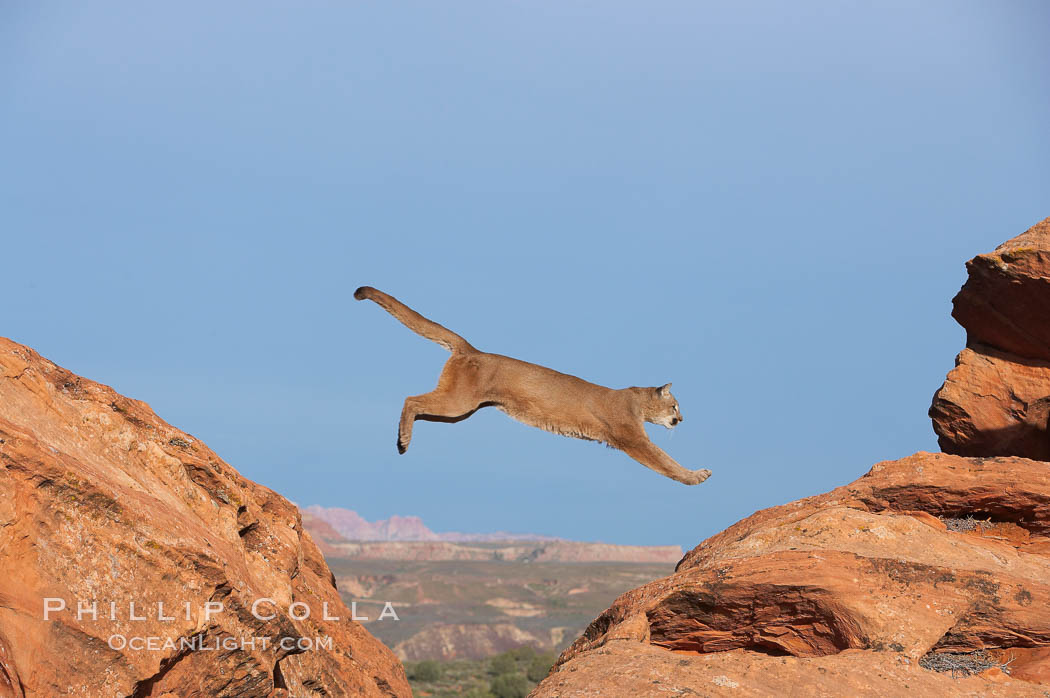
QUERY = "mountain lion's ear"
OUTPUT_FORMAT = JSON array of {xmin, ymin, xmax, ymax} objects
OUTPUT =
[{"xmin": 658, "ymin": 383, "xmax": 672, "ymax": 396}]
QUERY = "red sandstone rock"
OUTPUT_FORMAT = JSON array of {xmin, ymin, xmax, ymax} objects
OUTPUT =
[
  {"xmin": 0, "ymin": 338, "xmax": 410, "ymax": 697},
  {"xmin": 931, "ymin": 347, "xmax": 1050, "ymax": 460},
  {"xmin": 532, "ymin": 452, "xmax": 1050, "ymax": 695},
  {"xmin": 533, "ymin": 643, "xmax": 1042, "ymax": 697},
  {"xmin": 952, "ymin": 217, "xmax": 1050, "ymax": 363},
  {"xmin": 931, "ymin": 217, "xmax": 1050, "ymax": 459}
]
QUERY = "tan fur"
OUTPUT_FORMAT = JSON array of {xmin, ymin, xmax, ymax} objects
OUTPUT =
[{"xmin": 354, "ymin": 286, "xmax": 711, "ymax": 485}]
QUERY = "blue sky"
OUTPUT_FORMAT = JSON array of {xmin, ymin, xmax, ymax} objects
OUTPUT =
[{"xmin": 3, "ymin": 2, "xmax": 1048, "ymax": 548}]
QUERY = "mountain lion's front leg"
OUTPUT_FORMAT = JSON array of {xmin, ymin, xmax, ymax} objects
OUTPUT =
[
  {"xmin": 397, "ymin": 397, "xmax": 420, "ymax": 454},
  {"xmin": 620, "ymin": 439, "xmax": 711, "ymax": 485}
]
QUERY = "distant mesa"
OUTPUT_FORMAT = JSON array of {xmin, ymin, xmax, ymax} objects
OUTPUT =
[
  {"xmin": 301, "ymin": 506, "xmax": 683, "ymax": 564},
  {"xmin": 301, "ymin": 504, "xmax": 560, "ymax": 543}
]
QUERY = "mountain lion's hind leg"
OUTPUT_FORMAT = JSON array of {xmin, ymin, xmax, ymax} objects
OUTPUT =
[
  {"xmin": 397, "ymin": 389, "xmax": 482, "ymax": 454},
  {"xmin": 621, "ymin": 439, "xmax": 711, "ymax": 486}
]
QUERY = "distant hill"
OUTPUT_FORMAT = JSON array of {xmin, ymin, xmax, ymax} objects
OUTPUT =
[
  {"xmin": 325, "ymin": 557, "xmax": 678, "ymax": 662},
  {"xmin": 303, "ymin": 505, "xmax": 562, "ymax": 543},
  {"xmin": 301, "ymin": 506, "xmax": 682, "ymax": 563}
]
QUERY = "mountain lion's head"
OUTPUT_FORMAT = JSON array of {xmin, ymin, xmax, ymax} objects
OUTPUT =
[{"xmin": 648, "ymin": 383, "xmax": 683, "ymax": 429}]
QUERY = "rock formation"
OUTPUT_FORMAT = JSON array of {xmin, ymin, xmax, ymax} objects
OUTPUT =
[
  {"xmin": 0, "ymin": 338, "xmax": 410, "ymax": 697},
  {"xmin": 931, "ymin": 217, "xmax": 1050, "ymax": 459},
  {"xmin": 534, "ymin": 219, "xmax": 1050, "ymax": 696},
  {"xmin": 533, "ymin": 453, "xmax": 1050, "ymax": 695}
]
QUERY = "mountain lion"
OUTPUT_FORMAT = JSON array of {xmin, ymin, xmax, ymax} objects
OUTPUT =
[{"xmin": 354, "ymin": 286, "xmax": 711, "ymax": 485}]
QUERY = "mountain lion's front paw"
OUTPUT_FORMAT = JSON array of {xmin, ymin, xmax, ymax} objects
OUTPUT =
[
  {"xmin": 397, "ymin": 438, "xmax": 408, "ymax": 455},
  {"xmin": 690, "ymin": 469, "xmax": 712, "ymax": 485}
]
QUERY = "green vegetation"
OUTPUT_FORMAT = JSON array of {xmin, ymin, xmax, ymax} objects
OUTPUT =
[
  {"xmin": 490, "ymin": 673, "xmax": 530, "ymax": 698},
  {"xmin": 404, "ymin": 649, "xmax": 557, "ymax": 698},
  {"xmin": 527, "ymin": 654, "xmax": 552, "ymax": 682},
  {"xmin": 408, "ymin": 659, "xmax": 442, "ymax": 682},
  {"xmin": 488, "ymin": 652, "xmax": 517, "ymax": 676}
]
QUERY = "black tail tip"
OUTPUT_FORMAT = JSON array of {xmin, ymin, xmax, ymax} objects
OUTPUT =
[{"xmin": 353, "ymin": 286, "xmax": 371, "ymax": 300}]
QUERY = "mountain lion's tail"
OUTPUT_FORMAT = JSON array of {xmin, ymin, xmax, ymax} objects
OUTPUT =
[{"xmin": 354, "ymin": 286, "xmax": 476, "ymax": 354}]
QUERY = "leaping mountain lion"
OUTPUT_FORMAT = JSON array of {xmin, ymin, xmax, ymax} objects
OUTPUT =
[{"xmin": 354, "ymin": 286, "xmax": 710, "ymax": 485}]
